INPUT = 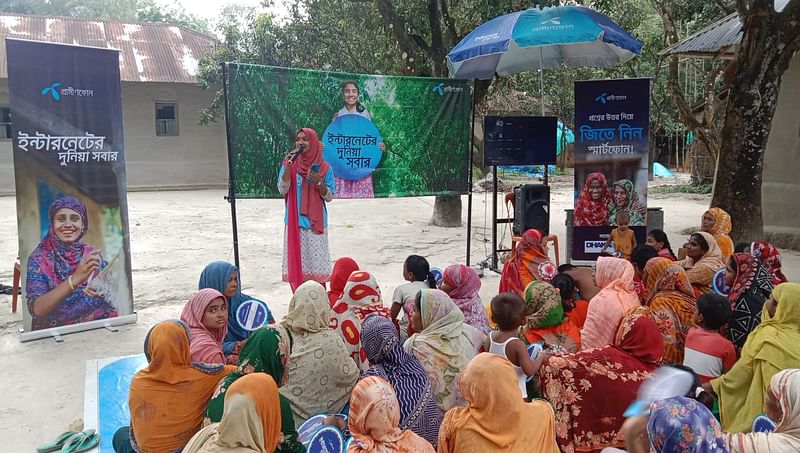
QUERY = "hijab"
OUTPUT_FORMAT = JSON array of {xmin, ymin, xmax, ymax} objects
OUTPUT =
[
  {"xmin": 523, "ymin": 280, "xmax": 564, "ymax": 329},
  {"xmin": 328, "ymin": 257, "xmax": 359, "ymax": 306},
  {"xmin": 499, "ymin": 229, "xmax": 556, "ymax": 296},
  {"xmin": 751, "ymin": 241, "xmax": 788, "ymax": 285},
  {"xmin": 581, "ymin": 257, "xmax": 641, "ymax": 350},
  {"xmin": 682, "ymin": 232, "xmax": 726, "ymax": 273},
  {"xmin": 130, "ymin": 321, "xmax": 233, "ymax": 453},
  {"xmin": 727, "ymin": 253, "xmax": 774, "ymax": 349},
  {"xmin": 281, "ymin": 280, "xmax": 331, "ymax": 334},
  {"xmin": 704, "ymin": 208, "xmax": 734, "ymax": 259},
  {"xmin": 184, "ymin": 373, "xmax": 282, "ymax": 453},
  {"xmin": 574, "ymin": 172, "xmax": 611, "ymax": 226},
  {"xmin": 348, "ymin": 376, "xmax": 435, "ymax": 453},
  {"xmin": 199, "ymin": 261, "xmax": 273, "ymax": 350},
  {"xmin": 442, "ymin": 264, "xmax": 490, "ymax": 333},
  {"xmin": 608, "ymin": 179, "xmax": 646, "ymax": 226},
  {"xmin": 648, "ymin": 396, "xmax": 728, "ymax": 453},
  {"xmin": 181, "ymin": 288, "xmax": 228, "ymax": 366}
]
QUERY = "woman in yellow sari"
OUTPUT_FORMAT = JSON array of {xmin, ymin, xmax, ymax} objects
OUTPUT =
[
  {"xmin": 704, "ymin": 282, "xmax": 800, "ymax": 432},
  {"xmin": 701, "ymin": 208, "xmax": 734, "ymax": 260},
  {"xmin": 643, "ymin": 257, "xmax": 697, "ymax": 364}
]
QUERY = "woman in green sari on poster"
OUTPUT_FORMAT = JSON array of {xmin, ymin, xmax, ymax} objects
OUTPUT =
[{"xmin": 206, "ymin": 328, "xmax": 305, "ymax": 453}]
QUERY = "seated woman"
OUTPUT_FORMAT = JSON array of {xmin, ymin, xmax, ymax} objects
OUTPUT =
[
  {"xmin": 701, "ymin": 208, "xmax": 734, "ymax": 260},
  {"xmin": 181, "ymin": 288, "xmax": 229, "ymax": 368},
  {"xmin": 440, "ymin": 264, "xmax": 490, "ymax": 333},
  {"xmin": 676, "ymin": 232, "xmax": 725, "ymax": 295},
  {"xmin": 522, "ymin": 280, "xmax": 582, "ymax": 353},
  {"xmin": 643, "ymin": 257, "xmax": 697, "ymax": 364},
  {"xmin": 330, "ymin": 271, "xmax": 392, "ymax": 371},
  {"xmin": 275, "ymin": 280, "xmax": 358, "ymax": 426},
  {"xmin": 499, "ymin": 228, "xmax": 556, "ymax": 296},
  {"xmin": 26, "ymin": 195, "xmax": 117, "ymax": 331},
  {"xmin": 539, "ymin": 308, "xmax": 663, "ymax": 452},
  {"xmin": 327, "ymin": 256, "xmax": 359, "ymax": 306},
  {"xmin": 184, "ymin": 373, "xmax": 282, "ymax": 453},
  {"xmin": 550, "ymin": 273, "xmax": 589, "ymax": 329},
  {"xmin": 751, "ymin": 241, "xmax": 788, "ymax": 285},
  {"xmin": 725, "ymin": 253, "xmax": 775, "ymax": 349},
  {"xmin": 438, "ymin": 353, "xmax": 558, "ymax": 453},
  {"xmin": 403, "ymin": 289, "xmax": 485, "ymax": 412},
  {"xmin": 361, "ymin": 315, "xmax": 442, "ymax": 447},
  {"xmin": 348, "ymin": 376, "xmax": 435, "ymax": 452},
  {"xmin": 704, "ymin": 283, "xmax": 800, "ymax": 432},
  {"xmin": 206, "ymin": 328, "xmax": 303, "ymax": 453},
  {"xmin": 581, "ymin": 257, "xmax": 641, "ymax": 350},
  {"xmin": 726, "ymin": 368, "xmax": 800, "ymax": 452},
  {"xmin": 112, "ymin": 321, "xmax": 234, "ymax": 453},
  {"xmin": 199, "ymin": 261, "xmax": 274, "ymax": 365}
]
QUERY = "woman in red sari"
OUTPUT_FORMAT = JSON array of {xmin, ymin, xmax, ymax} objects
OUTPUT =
[
  {"xmin": 539, "ymin": 307, "xmax": 662, "ymax": 453},
  {"xmin": 574, "ymin": 172, "xmax": 612, "ymax": 227},
  {"xmin": 499, "ymin": 229, "xmax": 557, "ymax": 296}
]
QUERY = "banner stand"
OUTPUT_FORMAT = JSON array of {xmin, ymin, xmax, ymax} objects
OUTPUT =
[
  {"xmin": 222, "ymin": 62, "xmax": 242, "ymax": 269},
  {"xmin": 20, "ymin": 314, "xmax": 138, "ymax": 343}
]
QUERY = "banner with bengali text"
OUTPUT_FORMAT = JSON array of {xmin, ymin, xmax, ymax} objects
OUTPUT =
[{"xmin": 7, "ymin": 39, "xmax": 135, "ymax": 339}]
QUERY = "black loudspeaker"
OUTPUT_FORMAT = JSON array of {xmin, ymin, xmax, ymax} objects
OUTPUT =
[{"xmin": 513, "ymin": 184, "xmax": 550, "ymax": 235}]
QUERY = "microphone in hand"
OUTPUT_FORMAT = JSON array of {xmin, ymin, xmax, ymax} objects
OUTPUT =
[{"xmin": 289, "ymin": 144, "xmax": 306, "ymax": 162}]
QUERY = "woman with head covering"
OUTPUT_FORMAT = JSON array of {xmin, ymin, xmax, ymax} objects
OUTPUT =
[
  {"xmin": 701, "ymin": 208, "xmax": 734, "ymax": 260},
  {"xmin": 677, "ymin": 232, "xmax": 726, "ymax": 295},
  {"xmin": 726, "ymin": 368, "xmax": 800, "ymax": 452},
  {"xmin": 646, "ymin": 396, "xmax": 728, "ymax": 453},
  {"xmin": 704, "ymin": 283, "xmax": 800, "ymax": 432},
  {"xmin": 184, "ymin": 373, "xmax": 282, "ymax": 453},
  {"xmin": 181, "ymin": 288, "xmax": 229, "ymax": 368},
  {"xmin": 275, "ymin": 280, "xmax": 358, "ymax": 426},
  {"xmin": 206, "ymin": 328, "xmax": 303, "ymax": 453},
  {"xmin": 580, "ymin": 257, "xmax": 642, "ymax": 350},
  {"xmin": 328, "ymin": 257, "xmax": 359, "ymax": 307},
  {"xmin": 438, "ymin": 353, "xmax": 559, "ymax": 453},
  {"xmin": 330, "ymin": 271, "xmax": 392, "ymax": 371},
  {"xmin": 440, "ymin": 264, "xmax": 490, "ymax": 333},
  {"xmin": 608, "ymin": 179, "xmax": 647, "ymax": 226},
  {"xmin": 643, "ymin": 257, "xmax": 697, "ymax": 364},
  {"xmin": 199, "ymin": 261, "xmax": 275, "ymax": 364},
  {"xmin": 113, "ymin": 321, "xmax": 235, "ymax": 453},
  {"xmin": 403, "ymin": 289, "xmax": 485, "ymax": 412},
  {"xmin": 26, "ymin": 195, "xmax": 117, "ymax": 331},
  {"xmin": 361, "ymin": 315, "xmax": 442, "ymax": 447},
  {"xmin": 539, "ymin": 308, "xmax": 663, "ymax": 453},
  {"xmin": 574, "ymin": 172, "xmax": 612, "ymax": 227},
  {"xmin": 521, "ymin": 280, "xmax": 582, "ymax": 354},
  {"xmin": 278, "ymin": 128, "xmax": 335, "ymax": 290},
  {"xmin": 723, "ymin": 253, "xmax": 774, "ymax": 349},
  {"xmin": 347, "ymin": 376, "xmax": 435, "ymax": 453},
  {"xmin": 499, "ymin": 229, "xmax": 557, "ymax": 297},
  {"xmin": 750, "ymin": 241, "xmax": 788, "ymax": 285}
]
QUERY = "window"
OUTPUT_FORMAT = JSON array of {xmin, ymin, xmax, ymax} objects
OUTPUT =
[
  {"xmin": 155, "ymin": 103, "xmax": 178, "ymax": 136},
  {"xmin": 0, "ymin": 107, "xmax": 11, "ymax": 140}
]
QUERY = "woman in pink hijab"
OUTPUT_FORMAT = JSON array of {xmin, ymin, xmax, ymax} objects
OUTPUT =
[
  {"xmin": 180, "ymin": 288, "xmax": 228, "ymax": 368},
  {"xmin": 440, "ymin": 264, "xmax": 490, "ymax": 333},
  {"xmin": 581, "ymin": 257, "xmax": 642, "ymax": 350}
]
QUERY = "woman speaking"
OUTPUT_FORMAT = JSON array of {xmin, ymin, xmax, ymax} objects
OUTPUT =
[{"xmin": 278, "ymin": 128, "xmax": 335, "ymax": 291}]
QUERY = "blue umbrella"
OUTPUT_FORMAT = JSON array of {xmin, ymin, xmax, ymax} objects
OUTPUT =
[{"xmin": 447, "ymin": 5, "xmax": 642, "ymax": 81}]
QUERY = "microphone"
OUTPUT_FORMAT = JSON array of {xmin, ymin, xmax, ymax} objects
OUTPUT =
[{"xmin": 290, "ymin": 144, "xmax": 305, "ymax": 162}]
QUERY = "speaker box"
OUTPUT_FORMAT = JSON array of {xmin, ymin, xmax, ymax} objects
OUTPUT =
[{"xmin": 513, "ymin": 184, "xmax": 550, "ymax": 235}]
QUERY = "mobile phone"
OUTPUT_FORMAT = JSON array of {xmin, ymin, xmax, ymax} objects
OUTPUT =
[{"xmin": 310, "ymin": 163, "xmax": 321, "ymax": 172}]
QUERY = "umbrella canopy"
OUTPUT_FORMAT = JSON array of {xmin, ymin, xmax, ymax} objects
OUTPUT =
[{"xmin": 447, "ymin": 5, "xmax": 642, "ymax": 80}]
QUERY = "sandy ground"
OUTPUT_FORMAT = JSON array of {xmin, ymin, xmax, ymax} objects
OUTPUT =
[{"xmin": 1, "ymin": 174, "xmax": 799, "ymax": 451}]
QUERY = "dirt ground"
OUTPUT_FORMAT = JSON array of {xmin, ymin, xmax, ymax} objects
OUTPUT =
[{"xmin": 1, "ymin": 174, "xmax": 798, "ymax": 451}]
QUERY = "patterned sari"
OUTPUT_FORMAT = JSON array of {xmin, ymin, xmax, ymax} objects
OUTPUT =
[
  {"xmin": 442, "ymin": 264, "xmax": 490, "ymax": 333},
  {"xmin": 403, "ymin": 289, "xmax": 485, "ymax": 412},
  {"xmin": 751, "ymin": 241, "xmax": 787, "ymax": 285},
  {"xmin": 574, "ymin": 172, "xmax": 611, "ymax": 227},
  {"xmin": 607, "ymin": 179, "xmax": 646, "ymax": 226},
  {"xmin": 499, "ymin": 229, "xmax": 556, "ymax": 296},
  {"xmin": 522, "ymin": 280, "xmax": 581, "ymax": 353},
  {"xmin": 727, "ymin": 253, "xmax": 774, "ymax": 349},
  {"xmin": 705, "ymin": 208, "xmax": 734, "ymax": 260},
  {"xmin": 539, "ymin": 308, "xmax": 662, "ymax": 453},
  {"xmin": 643, "ymin": 257, "xmax": 697, "ymax": 364},
  {"xmin": 648, "ymin": 396, "xmax": 728, "ymax": 453}
]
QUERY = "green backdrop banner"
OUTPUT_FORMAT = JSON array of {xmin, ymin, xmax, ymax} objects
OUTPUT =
[{"xmin": 225, "ymin": 64, "xmax": 472, "ymax": 198}]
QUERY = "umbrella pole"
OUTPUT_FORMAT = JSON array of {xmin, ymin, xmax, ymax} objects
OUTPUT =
[{"xmin": 539, "ymin": 46, "xmax": 548, "ymax": 185}]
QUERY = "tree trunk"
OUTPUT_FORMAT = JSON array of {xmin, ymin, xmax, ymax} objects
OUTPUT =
[
  {"xmin": 431, "ymin": 195, "xmax": 462, "ymax": 227},
  {"xmin": 711, "ymin": 9, "xmax": 798, "ymax": 242}
]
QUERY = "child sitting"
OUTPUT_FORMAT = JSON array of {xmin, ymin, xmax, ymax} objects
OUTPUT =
[
  {"xmin": 603, "ymin": 211, "xmax": 637, "ymax": 260},
  {"xmin": 683, "ymin": 293, "xmax": 736, "ymax": 383},
  {"xmin": 487, "ymin": 292, "xmax": 547, "ymax": 399}
]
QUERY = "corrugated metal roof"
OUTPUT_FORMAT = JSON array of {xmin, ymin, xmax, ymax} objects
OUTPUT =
[
  {"xmin": 660, "ymin": 0, "xmax": 790, "ymax": 58},
  {"xmin": 0, "ymin": 14, "xmax": 216, "ymax": 83}
]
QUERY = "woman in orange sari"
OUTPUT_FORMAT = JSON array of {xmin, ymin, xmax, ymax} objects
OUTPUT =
[
  {"xmin": 521, "ymin": 280, "xmax": 582, "ymax": 353},
  {"xmin": 499, "ymin": 229, "xmax": 556, "ymax": 296},
  {"xmin": 701, "ymin": 208, "xmax": 734, "ymax": 260},
  {"xmin": 643, "ymin": 257, "xmax": 697, "ymax": 364}
]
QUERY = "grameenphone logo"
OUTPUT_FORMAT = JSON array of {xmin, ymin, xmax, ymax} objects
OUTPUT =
[
  {"xmin": 41, "ymin": 82, "xmax": 62, "ymax": 101},
  {"xmin": 432, "ymin": 83, "xmax": 464, "ymax": 96},
  {"xmin": 40, "ymin": 81, "xmax": 95, "ymax": 101},
  {"xmin": 595, "ymin": 92, "xmax": 628, "ymax": 104}
]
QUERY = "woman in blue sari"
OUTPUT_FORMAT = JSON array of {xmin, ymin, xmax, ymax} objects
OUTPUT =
[{"xmin": 199, "ymin": 261, "xmax": 274, "ymax": 364}]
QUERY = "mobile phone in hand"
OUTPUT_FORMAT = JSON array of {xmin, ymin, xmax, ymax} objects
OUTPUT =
[{"xmin": 310, "ymin": 163, "xmax": 320, "ymax": 172}]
